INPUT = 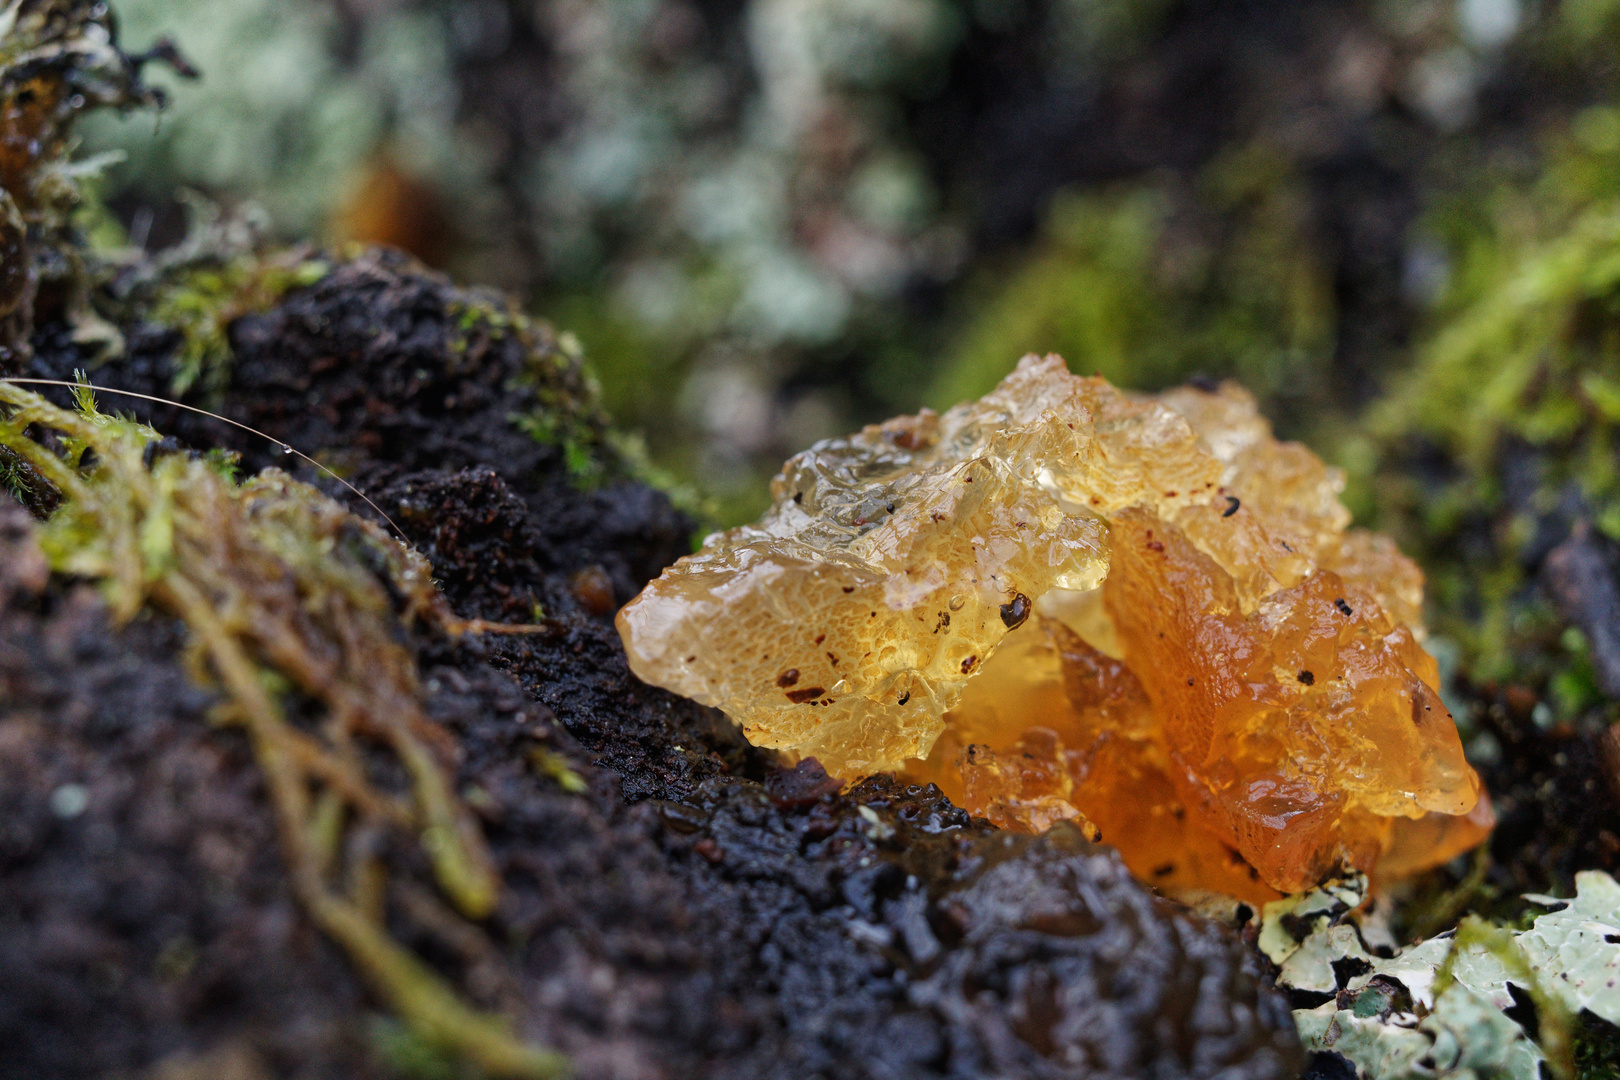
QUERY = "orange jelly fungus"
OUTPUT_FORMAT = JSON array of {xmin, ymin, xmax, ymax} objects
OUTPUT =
[{"xmin": 618, "ymin": 356, "xmax": 1492, "ymax": 899}]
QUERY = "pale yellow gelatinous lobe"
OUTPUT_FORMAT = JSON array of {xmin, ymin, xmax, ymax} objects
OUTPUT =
[
  {"xmin": 619, "ymin": 355, "xmax": 1491, "ymax": 896},
  {"xmin": 619, "ymin": 356, "xmax": 1151, "ymax": 775}
]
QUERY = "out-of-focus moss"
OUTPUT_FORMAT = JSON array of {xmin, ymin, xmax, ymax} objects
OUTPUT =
[
  {"xmin": 931, "ymin": 146, "xmax": 1335, "ymax": 419},
  {"xmin": 0, "ymin": 0, "xmax": 181, "ymax": 365},
  {"xmin": 1366, "ymin": 112, "xmax": 1620, "ymax": 682},
  {"xmin": 1577, "ymin": 1014, "xmax": 1620, "ymax": 1080},
  {"xmin": 931, "ymin": 187, "xmax": 1171, "ymax": 406}
]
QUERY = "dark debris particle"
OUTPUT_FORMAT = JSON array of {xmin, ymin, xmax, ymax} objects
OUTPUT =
[
  {"xmin": 1330, "ymin": 955, "xmax": 1373, "ymax": 989},
  {"xmin": 1543, "ymin": 522, "xmax": 1620, "ymax": 697},
  {"xmin": 1302, "ymin": 1051, "xmax": 1360, "ymax": 1080},
  {"xmin": 1298, "ymin": 670, "xmax": 1315, "ymax": 686},
  {"xmin": 1334, "ymin": 598, "xmax": 1354, "ymax": 617},
  {"xmin": 763, "ymin": 758, "xmax": 843, "ymax": 809},
  {"xmin": 140, "ymin": 435, "xmax": 185, "ymax": 469},
  {"xmin": 999, "ymin": 592, "xmax": 1031, "ymax": 630},
  {"xmin": 569, "ymin": 565, "xmax": 617, "ymax": 616},
  {"xmin": 776, "ymin": 668, "xmax": 800, "ymax": 687},
  {"xmin": 1224, "ymin": 496, "xmax": 1241, "ymax": 517}
]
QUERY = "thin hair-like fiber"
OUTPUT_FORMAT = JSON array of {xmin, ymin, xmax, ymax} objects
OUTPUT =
[{"xmin": 1, "ymin": 377, "xmax": 405, "ymax": 538}]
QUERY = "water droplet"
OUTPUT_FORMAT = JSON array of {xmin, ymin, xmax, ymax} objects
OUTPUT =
[
  {"xmin": 281, "ymin": 445, "xmax": 293, "ymax": 455},
  {"xmin": 947, "ymin": 595, "xmax": 965, "ymax": 611}
]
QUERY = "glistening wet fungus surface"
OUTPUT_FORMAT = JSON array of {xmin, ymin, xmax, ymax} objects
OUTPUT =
[{"xmin": 621, "ymin": 357, "xmax": 1490, "ymax": 903}]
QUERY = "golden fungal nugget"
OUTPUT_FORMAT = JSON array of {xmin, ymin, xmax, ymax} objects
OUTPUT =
[{"xmin": 618, "ymin": 355, "xmax": 1491, "ymax": 899}]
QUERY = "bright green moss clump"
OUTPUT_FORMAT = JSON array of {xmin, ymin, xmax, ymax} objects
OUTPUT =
[
  {"xmin": 932, "ymin": 148, "xmax": 1335, "ymax": 419},
  {"xmin": 1368, "ymin": 109, "xmax": 1620, "ymax": 690},
  {"xmin": 0, "ymin": 380, "xmax": 566, "ymax": 1078}
]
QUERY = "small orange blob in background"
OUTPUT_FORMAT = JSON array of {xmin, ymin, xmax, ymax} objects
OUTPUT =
[{"xmin": 331, "ymin": 154, "xmax": 452, "ymax": 268}]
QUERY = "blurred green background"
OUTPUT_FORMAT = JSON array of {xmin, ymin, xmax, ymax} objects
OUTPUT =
[{"xmin": 80, "ymin": 0, "xmax": 1620, "ymax": 703}]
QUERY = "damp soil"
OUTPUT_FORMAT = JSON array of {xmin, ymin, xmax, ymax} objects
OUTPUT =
[{"xmin": 2, "ymin": 249, "xmax": 1305, "ymax": 1079}]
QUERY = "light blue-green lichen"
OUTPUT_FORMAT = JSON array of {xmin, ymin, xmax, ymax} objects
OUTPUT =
[{"xmin": 1262, "ymin": 872, "xmax": 1620, "ymax": 1079}]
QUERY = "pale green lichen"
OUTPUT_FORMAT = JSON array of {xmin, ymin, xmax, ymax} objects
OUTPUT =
[
  {"xmin": 1261, "ymin": 872, "xmax": 1620, "ymax": 1078},
  {"xmin": 1294, "ymin": 978, "xmax": 1544, "ymax": 1080}
]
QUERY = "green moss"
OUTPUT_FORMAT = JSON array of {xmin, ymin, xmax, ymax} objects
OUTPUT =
[
  {"xmin": 153, "ymin": 251, "xmax": 330, "ymax": 398},
  {"xmin": 930, "ymin": 145, "xmax": 1335, "ymax": 425},
  {"xmin": 369, "ymin": 1017, "xmax": 483, "ymax": 1080},
  {"xmin": 490, "ymin": 306, "xmax": 611, "ymax": 488},
  {"xmin": 1577, "ymin": 1014, "xmax": 1620, "ymax": 1080},
  {"xmin": 526, "ymin": 748, "xmax": 588, "ymax": 795},
  {"xmin": 0, "ymin": 380, "xmax": 565, "ymax": 1078},
  {"xmin": 1364, "ymin": 111, "xmax": 1620, "ymax": 684},
  {"xmin": 931, "ymin": 187, "xmax": 1173, "ymax": 407}
]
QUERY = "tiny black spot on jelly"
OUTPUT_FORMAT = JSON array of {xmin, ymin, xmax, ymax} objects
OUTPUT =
[
  {"xmin": 999, "ymin": 593, "xmax": 1031, "ymax": 630},
  {"xmin": 897, "ymin": 690, "xmax": 911, "ymax": 705},
  {"xmin": 1297, "ymin": 670, "xmax": 1315, "ymax": 686},
  {"xmin": 776, "ymin": 669, "xmax": 800, "ymax": 688},
  {"xmin": 1223, "ymin": 496, "xmax": 1241, "ymax": 517},
  {"xmin": 1334, "ymin": 598, "xmax": 1355, "ymax": 617},
  {"xmin": 786, "ymin": 686, "xmax": 826, "ymax": 704}
]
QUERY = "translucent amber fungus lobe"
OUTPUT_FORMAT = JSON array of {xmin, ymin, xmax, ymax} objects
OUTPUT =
[
  {"xmin": 617, "ymin": 359, "xmax": 1141, "ymax": 774},
  {"xmin": 619, "ymin": 356, "xmax": 1492, "ymax": 897}
]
